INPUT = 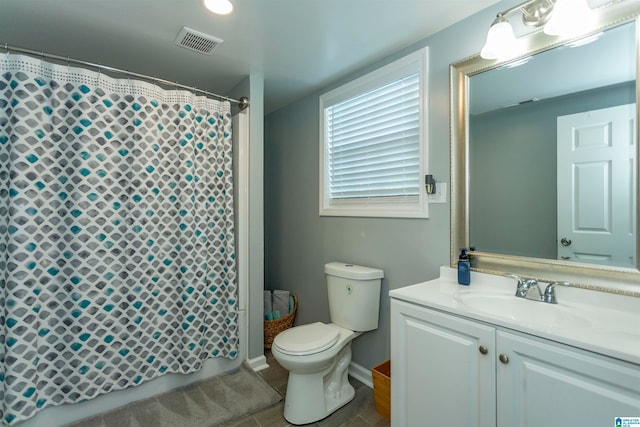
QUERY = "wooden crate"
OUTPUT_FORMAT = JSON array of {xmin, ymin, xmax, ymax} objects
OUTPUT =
[{"xmin": 371, "ymin": 360, "xmax": 391, "ymax": 420}]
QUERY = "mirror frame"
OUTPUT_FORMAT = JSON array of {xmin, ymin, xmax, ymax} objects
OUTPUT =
[{"xmin": 450, "ymin": 1, "xmax": 640, "ymax": 293}]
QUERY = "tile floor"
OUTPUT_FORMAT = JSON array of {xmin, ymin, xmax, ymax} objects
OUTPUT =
[{"xmin": 225, "ymin": 351, "xmax": 391, "ymax": 427}]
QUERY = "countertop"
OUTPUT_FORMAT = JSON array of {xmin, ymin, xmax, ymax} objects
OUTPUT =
[{"xmin": 390, "ymin": 266, "xmax": 640, "ymax": 365}]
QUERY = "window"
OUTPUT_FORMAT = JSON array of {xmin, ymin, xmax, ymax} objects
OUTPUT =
[{"xmin": 319, "ymin": 48, "xmax": 429, "ymax": 218}]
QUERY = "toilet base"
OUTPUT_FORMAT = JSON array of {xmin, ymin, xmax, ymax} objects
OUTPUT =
[{"xmin": 282, "ymin": 344, "xmax": 355, "ymax": 425}]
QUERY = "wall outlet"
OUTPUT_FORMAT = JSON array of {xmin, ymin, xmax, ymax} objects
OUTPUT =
[{"xmin": 428, "ymin": 182, "xmax": 447, "ymax": 204}]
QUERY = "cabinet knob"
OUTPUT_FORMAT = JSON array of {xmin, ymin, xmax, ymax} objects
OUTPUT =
[
  {"xmin": 498, "ymin": 353, "xmax": 509, "ymax": 364},
  {"xmin": 479, "ymin": 345, "xmax": 488, "ymax": 355}
]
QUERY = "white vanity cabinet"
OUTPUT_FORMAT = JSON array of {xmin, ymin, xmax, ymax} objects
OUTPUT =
[
  {"xmin": 390, "ymin": 299, "xmax": 496, "ymax": 426},
  {"xmin": 497, "ymin": 331, "xmax": 640, "ymax": 427},
  {"xmin": 391, "ymin": 298, "xmax": 640, "ymax": 427}
]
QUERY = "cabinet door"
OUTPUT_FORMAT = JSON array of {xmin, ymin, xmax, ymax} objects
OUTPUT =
[
  {"xmin": 497, "ymin": 331, "xmax": 640, "ymax": 427},
  {"xmin": 391, "ymin": 300, "xmax": 496, "ymax": 427}
]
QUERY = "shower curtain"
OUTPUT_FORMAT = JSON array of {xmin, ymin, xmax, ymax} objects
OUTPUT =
[{"xmin": 0, "ymin": 53, "xmax": 238, "ymax": 425}]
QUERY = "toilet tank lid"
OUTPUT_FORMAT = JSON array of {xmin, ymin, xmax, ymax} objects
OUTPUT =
[{"xmin": 324, "ymin": 262, "xmax": 384, "ymax": 280}]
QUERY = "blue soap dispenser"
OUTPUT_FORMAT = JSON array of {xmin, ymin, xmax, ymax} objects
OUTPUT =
[{"xmin": 457, "ymin": 247, "xmax": 473, "ymax": 286}]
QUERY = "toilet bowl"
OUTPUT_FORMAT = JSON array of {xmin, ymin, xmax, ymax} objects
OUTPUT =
[
  {"xmin": 270, "ymin": 262, "xmax": 384, "ymax": 425},
  {"xmin": 272, "ymin": 323, "xmax": 361, "ymax": 424}
]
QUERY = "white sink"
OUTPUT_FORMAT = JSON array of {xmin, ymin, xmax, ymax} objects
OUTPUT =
[{"xmin": 453, "ymin": 291, "xmax": 592, "ymax": 331}]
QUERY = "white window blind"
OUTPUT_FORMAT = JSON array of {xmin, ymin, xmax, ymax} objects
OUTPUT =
[
  {"xmin": 326, "ymin": 73, "xmax": 420, "ymax": 199},
  {"xmin": 319, "ymin": 47, "xmax": 428, "ymax": 218}
]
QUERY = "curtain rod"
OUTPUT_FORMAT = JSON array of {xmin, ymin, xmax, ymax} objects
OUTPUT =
[{"xmin": 1, "ymin": 43, "xmax": 249, "ymax": 111}]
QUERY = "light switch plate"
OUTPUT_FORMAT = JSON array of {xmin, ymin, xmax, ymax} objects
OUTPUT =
[{"xmin": 428, "ymin": 182, "xmax": 447, "ymax": 204}]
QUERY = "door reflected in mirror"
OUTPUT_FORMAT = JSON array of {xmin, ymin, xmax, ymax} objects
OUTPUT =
[{"xmin": 468, "ymin": 21, "xmax": 637, "ymax": 268}]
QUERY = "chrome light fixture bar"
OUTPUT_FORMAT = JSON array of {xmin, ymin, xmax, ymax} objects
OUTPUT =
[{"xmin": 480, "ymin": 0, "xmax": 595, "ymax": 60}]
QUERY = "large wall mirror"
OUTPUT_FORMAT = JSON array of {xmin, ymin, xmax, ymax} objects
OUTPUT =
[{"xmin": 451, "ymin": 1, "xmax": 640, "ymax": 291}]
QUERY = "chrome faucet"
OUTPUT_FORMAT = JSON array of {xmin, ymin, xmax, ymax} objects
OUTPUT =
[
  {"xmin": 504, "ymin": 274, "xmax": 543, "ymax": 301},
  {"xmin": 543, "ymin": 281, "xmax": 571, "ymax": 304}
]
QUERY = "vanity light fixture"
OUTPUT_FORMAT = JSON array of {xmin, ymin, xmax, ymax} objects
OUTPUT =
[
  {"xmin": 204, "ymin": 0, "xmax": 233, "ymax": 15},
  {"xmin": 480, "ymin": 0, "xmax": 595, "ymax": 60}
]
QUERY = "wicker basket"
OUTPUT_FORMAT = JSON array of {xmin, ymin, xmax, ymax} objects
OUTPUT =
[
  {"xmin": 372, "ymin": 360, "xmax": 391, "ymax": 420},
  {"xmin": 264, "ymin": 293, "xmax": 297, "ymax": 349}
]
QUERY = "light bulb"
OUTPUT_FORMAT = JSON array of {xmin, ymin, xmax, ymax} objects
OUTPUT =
[
  {"xmin": 544, "ymin": 0, "xmax": 595, "ymax": 37},
  {"xmin": 204, "ymin": 0, "xmax": 233, "ymax": 15},
  {"xmin": 481, "ymin": 18, "xmax": 521, "ymax": 60}
]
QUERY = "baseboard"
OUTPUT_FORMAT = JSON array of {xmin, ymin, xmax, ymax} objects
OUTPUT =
[
  {"xmin": 247, "ymin": 354, "xmax": 269, "ymax": 371},
  {"xmin": 349, "ymin": 361, "xmax": 373, "ymax": 388}
]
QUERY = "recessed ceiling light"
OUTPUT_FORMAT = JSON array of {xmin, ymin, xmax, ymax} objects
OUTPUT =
[{"xmin": 204, "ymin": 0, "xmax": 233, "ymax": 15}]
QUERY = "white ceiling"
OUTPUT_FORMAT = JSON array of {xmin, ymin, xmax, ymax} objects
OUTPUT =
[{"xmin": 0, "ymin": 0, "xmax": 501, "ymax": 113}]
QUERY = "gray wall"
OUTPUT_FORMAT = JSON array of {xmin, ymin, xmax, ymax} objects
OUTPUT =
[
  {"xmin": 470, "ymin": 82, "xmax": 635, "ymax": 259},
  {"xmin": 263, "ymin": 1, "xmax": 515, "ymax": 369}
]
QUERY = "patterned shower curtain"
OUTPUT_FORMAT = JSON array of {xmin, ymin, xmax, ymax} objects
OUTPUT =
[{"xmin": 0, "ymin": 53, "xmax": 238, "ymax": 424}]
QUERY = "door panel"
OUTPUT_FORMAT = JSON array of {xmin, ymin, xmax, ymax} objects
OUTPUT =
[
  {"xmin": 557, "ymin": 103, "xmax": 636, "ymax": 267},
  {"xmin": 497, "ymin": 331, "xmax": 640, "ymax": 427},
  {"xmin": 391, "ymin": 301, "xmax": 496, "ymax": 427}
]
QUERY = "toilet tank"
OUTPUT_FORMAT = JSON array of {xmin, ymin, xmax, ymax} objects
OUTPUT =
[{"xmin": 325, "ymin": 262, "xmax": 384, "ymax": 332}]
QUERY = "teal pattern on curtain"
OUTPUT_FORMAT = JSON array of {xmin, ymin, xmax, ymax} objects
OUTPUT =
[{"xmin": 0, "ymin": 53, "xmax": 237, "ymax": 424}]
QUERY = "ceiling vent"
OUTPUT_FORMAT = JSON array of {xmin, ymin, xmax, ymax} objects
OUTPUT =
[{"xmin": 174, "ymin": 26, "xmax": 223, "ymax": 55}]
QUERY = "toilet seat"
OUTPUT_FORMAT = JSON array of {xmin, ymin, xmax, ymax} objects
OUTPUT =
[{"xmin": 272, "ymin": 322, "xmax": 340, "ymax": 356}]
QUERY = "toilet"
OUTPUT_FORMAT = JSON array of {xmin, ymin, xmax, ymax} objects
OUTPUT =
[{"xmin": 271, "ymin": 262, "xmax": 384, "ymax": 425}]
